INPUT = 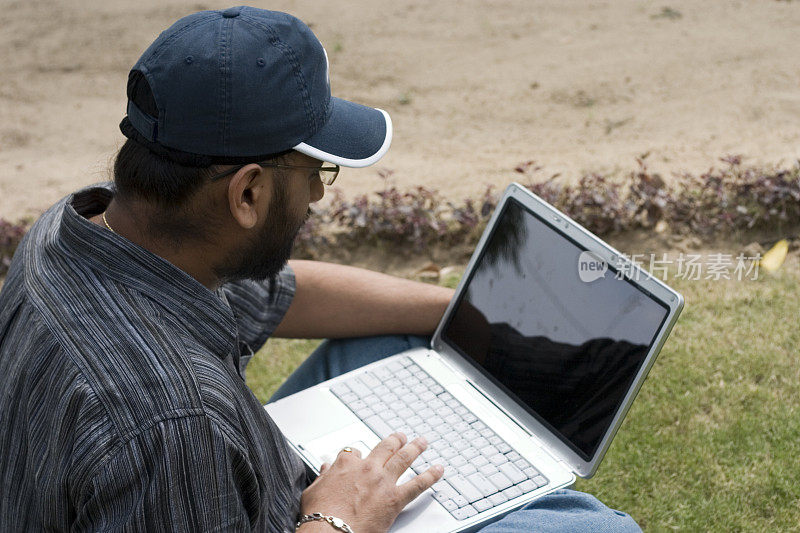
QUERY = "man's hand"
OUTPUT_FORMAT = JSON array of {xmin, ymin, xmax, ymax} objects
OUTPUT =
[{"xmin": 298, "ymin": 433, "xmax": 444, "ymax": 533}]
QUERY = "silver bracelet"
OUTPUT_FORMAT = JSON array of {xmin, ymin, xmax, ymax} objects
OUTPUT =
[{"xmin": 296, "ymin": 512, "xmax": 355, "ymax": 533}]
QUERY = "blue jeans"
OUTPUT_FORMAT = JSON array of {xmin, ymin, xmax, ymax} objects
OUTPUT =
[{"xmin": 269, "ymin": 335, "xmax": 641, "ymax": 532}]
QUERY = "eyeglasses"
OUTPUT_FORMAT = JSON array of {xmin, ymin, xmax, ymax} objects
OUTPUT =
[{"xmin": 209, "ymin": 161, "xmax": 340, "ymax": 185}]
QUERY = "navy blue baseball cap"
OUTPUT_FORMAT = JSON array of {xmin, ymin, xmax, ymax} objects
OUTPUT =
[{"xmin": 120, "ymin": 6, "xmax": 391, "ymax": 167}]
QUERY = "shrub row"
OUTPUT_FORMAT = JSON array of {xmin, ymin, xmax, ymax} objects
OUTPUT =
[
  {"xmin": 293, "ymin": 155, "xmax": 800, "ymax": 257},
  {"xmin": 2, "ymin": 155, "xmax": 799, "ymax": 276}
]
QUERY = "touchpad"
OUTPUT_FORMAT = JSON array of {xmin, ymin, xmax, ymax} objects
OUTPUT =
[
  {"xmin": 303, "ymin": 426, "xmax": 381, "ymax": 471},
  {"xmin": 267, "ymin": 386, "xmax": 362, "ymax": 443}
]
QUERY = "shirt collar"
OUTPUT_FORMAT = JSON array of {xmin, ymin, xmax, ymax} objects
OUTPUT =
[{"xmin": 57, "ymin": 183, "xmax": 238, "ymax": 357}]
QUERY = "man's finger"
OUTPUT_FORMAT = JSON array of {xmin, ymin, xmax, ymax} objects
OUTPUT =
[
  {"xmin": 319, "ymin": 462, "xmax": 331, "ymax": 474},
  {"xmin": 384, "ymin": 436, "xmax": 428, "ymax": 478},
  {"xmin": 397, "ymin": 465, "xmax": 444, "ymax": 506},
  {"xmin": 366, "ymin": 433, "xmax": 407, "ymax": 465},
  {"xmin": 334, "ymin": 446, "xmax": 362, "ymax": 464}
]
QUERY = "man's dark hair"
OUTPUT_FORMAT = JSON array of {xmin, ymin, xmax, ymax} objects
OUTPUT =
[
  {"xmin": 113, "ymin": 71, "xmax": 217, "ymax": 208},
  {"xmin": 114, "ymin": 71, "xmax": 291, "ymax": 209}
]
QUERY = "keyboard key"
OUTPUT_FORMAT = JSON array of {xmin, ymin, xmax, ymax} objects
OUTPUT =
[
  {"xmin": 452, "ymin": 505, "xmax": 477, "ymax": 520},
  {"xmin": 432, "ymin": 480, "xmax": 458, "ymax": 501},
  {"xmin": 479, "ymin": 428, "xmax": 494, "ymax": 438},
  {"xmin": 400, "ymin": 393, "xmax": 417, "ymax": 404},
  {"xmin": 412, "ymin": 462, "xmax": 430, "ymax": 474},
  {"xmin": 443, "ymin": 499, "xmax": 458, "ymax": 512},
  {"xmin": 487, "ymin": 471, "xmax": 513, "ymax": 491},
  {"xmin": 532, "ymin": 475, "xmax": 549, "ymax": 488},
  {"xmin": 354, "ymin": 407, "xmax": 374, "ymax": 419},
  {"xmin": 445, "ymin": 398, "xmax": 460, "ymax": 408},
  {"xmin": 436, "ymin": 406, "xmax": 454, "ymax": 418},
  {"xmin": 428, "ymin": 416, "xmax": 445, "ymax": 427},
  {"xmin": 515, "ymin": 458, "xmax": 532, "ymax": 470},
  {"xmin": 449, "ymin": 456, "xmax": 467, "ymax": 468},
  {"xmin": 473, "ymin": 437, "xmax": 489, "ymax": 449},
  {"xmin": 361, "ymin": 394, "xmax": 379, "ymax": 405},
  {"xmin": 418, "ymin": 408, "xmax": 435, "ymax": 419},
  {"xmin": 496, "ymin": 442, "xmax": 512, "ymax": 454},
  {"xmin": 506, "ymin": 451, "xmax": 521, "ymax": 462},
  {"xmin": 462, "ymin": 413, "xmax": 477, "ymax": 423},
  {"xmin": 414, "ymin": 422, "xmax": 433, "ymax": 434},
  {"xmin": 372, "ymin": 367, "xmax": 392, "ymax": 381},
  {"xmin": 523, "ymin": 467, "xmax": 539, "ymax": 478},
  {"xmin": 442, "ymin": 431, "xmax": 459, "ymax": 442},
  {"xmin": 406, "ymin": 415, "xmax": 422, "ymax": 427},
  {"xmin": 518, "ymin": 480, "xmax": 536, "ymax": 493},
  {"xmin": 452, "ymin": 495, "xmax": 469, "ymax": 508},
  {"xmin": 472, "ymin": 421, "xmax": 486, "ymax": 430},
  {"xmin": 360, "ymin": 372, "xmax": 381, "ymax": 388},
  {"xmin": 499, "ymin": 462, "xmax": 527, "ymax": 484},
  {"xmin": 453, "ymin": 421, "xmax": 471, "ymax": 433},
  {"xmin": 340, "ymin": 392, "xmax": 358, "ymax": 404},
  {"xmin": 462, "ymin": 447, "xmax": 479, "ymax": 460},
  {"xmin": 364, "ymin": 415, "xmax": 393, "ymax": 439},
  {"xmin": 473, "ymin": 456, "xmax": 489, "ymax": 468},
  {"xmin": 490, "ymin": 454, "xmax": 509, "ymax": 466},
  {"xmin": 452, "ymin": 439, "xmax": 469, "ymax": 452},
  {"xmin": 440, "ymin": 392, "xmax": 454, "ymax": 402},
  {"xmin": 458, "ymin": 463, "xmax": 477, "ymax": 476},
  {"xmin": 397, "ymin": 408, "xmax": 414, "ymax": 419},
  {"xmin": 488, "ymin": 492, "xmax": 508, "ymax": 506},
  {"xmin": 386, "ymin": 361, "xmax": 403, "ymax": 373},
  {"xmin": 422, "ymin": 448, "xmax": 440, "ymax": 461},
  {"xmin": 440, "ymin": 447, "xmax": 458, "ymax": 460},
  {"xmin": 398, "ymin": 356, "xmax": 412, "ymax": 366},
  {"xmin": 349, "ymin": 400, "xmax": 367, "ymax": 411},
  {"xmin": 479, "ymin": 445, "xmax": 499, "ymax": 457},
  {"xmin": 431, "ymin": 439, "xmax": 448, "ymax": 451},
  {"xmin": 466, "ymin": 472, "xmax": 497, "ymax": 498},
  {"xmin": 347, "ymin": 379, "xmax": 372, "ymax": 398},
  {"xmin": 503, "ymin": 485, "xmax": 523, "ymax": 499},
  {"xmin": 473, "ymin": 499, "xmax": 493, "ymax": 513},
  {"xmin": 330, "ymin": 383, "xmax": 350, "ymax": 396},
  {"xmin": 448, "ymin": 475, "xmax": 484, "ymax": 503},
  {"xmin": 479, "ymin": 463, "xmax": 498, "ymax": 477}
]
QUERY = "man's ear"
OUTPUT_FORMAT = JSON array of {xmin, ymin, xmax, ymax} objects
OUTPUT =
[{"xmin": 226, "ymin": 164, "xmax": 272, "ymax": 229}]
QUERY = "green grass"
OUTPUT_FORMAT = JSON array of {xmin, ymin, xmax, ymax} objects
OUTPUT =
[{"xmin": 246, "ymin": 270, "xmax": 800, "ymax": 531}]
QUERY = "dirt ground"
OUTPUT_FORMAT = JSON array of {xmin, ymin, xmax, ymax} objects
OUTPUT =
[{"xmin": 2, "ymin": 0, "xmax": 800, "ymax": 221}]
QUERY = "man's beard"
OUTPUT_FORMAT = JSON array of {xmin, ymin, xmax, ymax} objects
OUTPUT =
[{"xmin": 214, "ymin": 181, "xmax": 309, "ymax": 284}]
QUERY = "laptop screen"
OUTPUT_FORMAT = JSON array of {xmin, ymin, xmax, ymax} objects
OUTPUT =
[{"xmin": 442, "ymin": 197, "xmax": 669, "ymax": 461}]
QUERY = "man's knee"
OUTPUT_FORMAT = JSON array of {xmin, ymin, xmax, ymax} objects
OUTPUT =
[{"xmin": 479, "ymin": 490, "xmax": 641, "ymax": 533}]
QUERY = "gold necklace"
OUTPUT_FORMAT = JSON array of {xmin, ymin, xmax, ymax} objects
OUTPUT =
[{"xmin": 102, "ymin": 212, "xmax": 115, "ymax": 233}]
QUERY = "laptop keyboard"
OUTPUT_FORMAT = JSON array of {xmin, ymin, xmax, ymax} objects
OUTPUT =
[{"xmin": 330, "ymin": 356, "xmax": 549, "ymax": 520}]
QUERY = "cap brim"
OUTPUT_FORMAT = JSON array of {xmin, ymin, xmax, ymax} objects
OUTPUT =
[{"xmin": 293, "ymin": 97, "xmax": 392, "ymax": 168}]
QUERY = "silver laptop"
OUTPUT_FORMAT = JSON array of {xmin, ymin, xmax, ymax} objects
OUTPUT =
[{"xmin": 266, "ymin": 183, "xmax": 683, "ymax": 532}]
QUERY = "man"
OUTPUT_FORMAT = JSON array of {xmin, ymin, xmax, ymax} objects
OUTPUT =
[{"xmin": 0, "ymin": 7, "xmax": 640, "ymax": 532}]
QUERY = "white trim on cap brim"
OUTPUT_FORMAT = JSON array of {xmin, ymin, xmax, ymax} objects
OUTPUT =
[{"xmin": 293, "ymin": 109, "xmax": 393, "ymax": 168}]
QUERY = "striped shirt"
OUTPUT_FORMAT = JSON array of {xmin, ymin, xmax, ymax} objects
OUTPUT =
[{"xmin": 0, "ymin": 184, "xmax": 307, "ymax": 532}]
